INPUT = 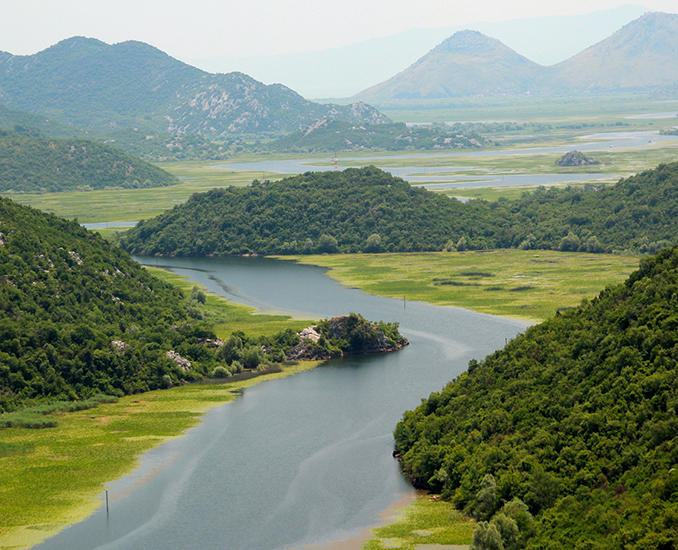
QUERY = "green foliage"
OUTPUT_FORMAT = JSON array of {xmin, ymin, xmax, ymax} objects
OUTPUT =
[
  {"xmin": 394, "ymin": 245, "xmax": 678, "ymax": 547},
  {"xmin": 0, "ymin": 197, "xmax": 212, "ymax": 411},
  {"xmin": 121, "ymin": 162, "xmax": 678, "ymax": 257},
  {"xmin": 0, "ymin": 129, "xmax": 178, "ymax": 193}
]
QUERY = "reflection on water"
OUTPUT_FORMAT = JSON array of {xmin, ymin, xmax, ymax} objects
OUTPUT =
[{"xmin": 36, "ymin": 256, "xmax": 529, "ymax": 550}]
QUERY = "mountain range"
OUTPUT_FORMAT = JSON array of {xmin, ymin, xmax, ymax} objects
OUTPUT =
[
  {"xmin": 355, "ymin": 12, "xmax": 678, "ymax": 103},
  {"xmin": 0, "ymin": 37, "xmax": 388, "ymax": 137}
]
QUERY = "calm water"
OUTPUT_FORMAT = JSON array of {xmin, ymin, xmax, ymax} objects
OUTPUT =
[
  {"xmin": 36, "ymin": 256, "xmax": 529, "ymax": 550},
  {"xmin": 217, "ymin": 130, "xmax": 678, "ymax": 186}
]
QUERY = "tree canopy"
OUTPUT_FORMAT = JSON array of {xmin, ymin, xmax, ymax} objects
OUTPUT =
[
  {"xmin": 121, "ymin": 162, "xmax": 678, "ymax": 257},
  {"xmin": 394, "ymin": 245, "xmax": 678, "ymax": 549}
]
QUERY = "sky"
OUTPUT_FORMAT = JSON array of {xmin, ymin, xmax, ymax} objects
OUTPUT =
[{"xmin": 1, "ymin": 0, "xmax": 678, "ymax": 63}]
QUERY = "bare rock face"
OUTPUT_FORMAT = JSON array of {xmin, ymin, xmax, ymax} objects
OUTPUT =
[{"xmin": 555, "ymin": 150, "xmax": 600, "ymax": 167}]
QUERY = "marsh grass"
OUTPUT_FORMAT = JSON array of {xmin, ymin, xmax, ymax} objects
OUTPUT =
[
  {"xmin": 288, "ymin": 250, "xmax": 639, "ymax": 322},
  {"xmin": 362, "ymin": 496, "xmax": 474, "ymax": 549}
]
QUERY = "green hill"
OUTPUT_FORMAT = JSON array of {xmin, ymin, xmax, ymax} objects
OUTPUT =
[
  {"xmin": 120, "ymin": 162, "xmax": 678, "ymax": 257},
  {"xmin": 0, "ymin": 130, "xmax": 178, "ymax": 193},
  {"xmin": 0, "ymin": 37, "xmax": 389, "ymax": 137},
  {"xmin": 0, "ymin": 198, "xmax": 208, "ymax": 411},
  {"xmin": 393, "ymin": 245, "xmax": 678, "ymax": 548},
  {"xmin": 265, "ymin": 120, "xmax": 492, "ymax": 153}
]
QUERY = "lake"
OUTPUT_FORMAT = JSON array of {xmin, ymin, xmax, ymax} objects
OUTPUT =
[{"xmin": 35, "ymin": 256, "xmax": 529, "ymax": 550}]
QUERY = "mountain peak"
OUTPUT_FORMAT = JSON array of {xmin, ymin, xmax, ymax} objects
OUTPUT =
[{"xmin": 433, "ymin": 30, "xmax": 503, "ymax": 55}]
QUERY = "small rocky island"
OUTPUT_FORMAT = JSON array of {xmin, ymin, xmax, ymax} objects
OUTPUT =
[
  {"xmin": 555, "ymin": 150, "xmax": 600, "ymax": 166},
  {"xmin": 287, "ymin": 313, "xmax": 408, "ymax": 361}
]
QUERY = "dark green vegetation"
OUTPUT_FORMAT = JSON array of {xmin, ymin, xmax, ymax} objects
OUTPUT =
[
  {"xmin": 555, "ymin": 150, "xmax": 599, "ymax": 167},
  {"xmin": 393, "ymin": 246, "xmax": 678, "ymax": 549},
  {"xmin": 0, "ymin": 37, "xmax": 388, "ymax": 139},
  {"xmin": 265, "ymin": 120, "xmax": 491, "ymax": 153},
  {"xmin": 0, "ymin": 129, "xmax": 178, "ymax": 193},
  {"xmin": 121, "ymin": 162, "xmax": 678, "ymax": 257},
  {"xmin": 356, "ymin": 12, "xmax": 678, "ymax": 103}
]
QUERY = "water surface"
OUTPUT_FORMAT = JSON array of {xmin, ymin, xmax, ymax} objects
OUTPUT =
[{"xmin": 36, "ymin": 256, "xmax": 529, "ymax": 550}]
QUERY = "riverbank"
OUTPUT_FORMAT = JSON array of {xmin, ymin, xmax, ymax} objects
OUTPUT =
[
  {"xmin": 0, "ymin": 269, "xmax": 320, "ymax": 550},
  {"xmin": 0, "ymin": 362, "xmax": 323, "ymax": 550},
  {"xmin": 285, "ymin": 250, "xmax": 639, "ymax": 322}
]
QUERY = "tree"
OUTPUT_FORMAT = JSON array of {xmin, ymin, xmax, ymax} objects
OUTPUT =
[{"xmin": 472, "ymin": 521, "xmax": 504, "ymax": 550}]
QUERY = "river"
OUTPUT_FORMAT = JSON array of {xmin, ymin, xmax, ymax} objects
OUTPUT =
[{"xmin": 35, "ymin": 256, "xmax": 529, "ymax": 550}]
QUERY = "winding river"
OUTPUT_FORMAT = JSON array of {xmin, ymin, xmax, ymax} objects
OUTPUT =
[{"xmin": 35, "ymin": 256, "xmax": 529, "ymax": 550}]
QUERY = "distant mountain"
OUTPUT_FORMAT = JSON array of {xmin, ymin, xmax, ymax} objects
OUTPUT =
[
  {"xmin": 355, "ymin": 30, "xmax": 546, "ymax": 102},
  {"xmin": 0, "ymin": 37, "xmax": 388, "ymax": 137},
  {"xmin": 354, "ymin": 12, "xmax": 678, "ymax": 102},
  {"xmin": 549, "ymin": 12, "xmax": 678, "ymax": 93},
  {"xmin": 0, "ymin": 129, "xmax": 178, "ymax": 193},
  {"xmin": 194, "ymin": 5, "xmax": 648, "ymax": 98}
]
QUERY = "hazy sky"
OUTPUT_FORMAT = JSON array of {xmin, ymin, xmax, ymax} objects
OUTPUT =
[{"xmin": 1, "ymin": 0, "xmax": 677, "ymax": 62}]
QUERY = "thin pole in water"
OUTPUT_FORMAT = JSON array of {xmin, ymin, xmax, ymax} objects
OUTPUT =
[{"xmin": 106, "ymin": 490, "xmax": 109, "ymax": 515}]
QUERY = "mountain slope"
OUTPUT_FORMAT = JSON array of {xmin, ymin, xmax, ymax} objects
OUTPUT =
[
  {"xmin": 0, "ymin": 198, "xmax": 202, "ymax": 411},
  {"xmin": 0, "ymin": 37, "xmax": 388, "ymax": 136},
  {"xmin": 394, "ymin": 245, "xmax": 678, "ymax": 548},
  {"xmin": 0, "ymin": 129, "xmax": 178, "ymax": 193},
  {"xmin": 550, "ymin": 11, "xmax": 678, "ymax": 93},
  {"xmin": 355, "ymin": 12, "xmax": 678, "ymax": 101},
  {"xmin": 355, "ymin": 30, "xmax": 546, "ymax": 102}
]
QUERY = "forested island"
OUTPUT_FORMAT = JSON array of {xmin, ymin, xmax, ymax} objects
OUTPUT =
[
  {"xmin": 121, "ymin": 162, "xmax": 678, "ymax": 257},
  {"xmin": 0, "ymin": 129, "xmax": 178, "ymax": 193},
  {"xmin": 394, "ymin": 245, "xmax": 678, "ymax": 548},
  {"xmin": 0, "ymin": 198, "xmax": 405, "ymax": 414}
]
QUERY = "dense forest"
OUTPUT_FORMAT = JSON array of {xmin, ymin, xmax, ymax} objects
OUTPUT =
[
  {"xmin": 0, "ymin": 198, "xmax": 405, "ymax": 413},
  {"xmin": 394, "ymin": 245, "xmax": 678, "ymax": 549},
  {"xmin": 0, "ymin": 129, "xmax": 178, "ymax": 193},
  {"xmin": 121, "ymin": 162, "xmax": 678, "ymax": 257}
]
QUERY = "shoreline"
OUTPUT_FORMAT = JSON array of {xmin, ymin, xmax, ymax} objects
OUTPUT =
[{"xmin": 0, "ymin": 361, "xmax": 324, "ymax": 550}]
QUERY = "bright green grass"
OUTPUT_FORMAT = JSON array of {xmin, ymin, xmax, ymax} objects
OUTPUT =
[
  {"xmin": 0, "ymin": 363, "xmax": 322, "ymax": 550},
  {"xmin": 0, "ymin": 269, "xmax": 317, "ymax": 550},
  {"xmin": 286, "ymin": 250, "xmax": 640, "ymax": 323},
  {"xmin": 145, "ymin": 267, "xmax": 314, "ymax": 338},
  {"xmin": 362, "ymin": 496, "xmax": 474, "ymax": 549}
]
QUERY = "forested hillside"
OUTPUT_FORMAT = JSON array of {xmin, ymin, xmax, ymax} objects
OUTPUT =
[
  {"xmin": 0, "ymin": 198, "xmax": 231, "ymax": 412},
  {"xmin": 393, "ymin": 245, "xmax": 678, "ymax": 548},
  {"xmin": 120, "ymin": 162, "xmax": 678, "ymax": 257},
  {"xmin": 0, "ymin": 130, "xmax": 178, "ymax": 193}
]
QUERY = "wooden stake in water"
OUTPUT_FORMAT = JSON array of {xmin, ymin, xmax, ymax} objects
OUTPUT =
[{"xmin": 106, "ymin": 490, "xmax": 109, "ymax": 515}]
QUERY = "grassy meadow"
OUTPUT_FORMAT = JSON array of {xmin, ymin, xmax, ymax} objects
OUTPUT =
[
  {"xmin": 287, "ymin": 250, "xmax": 640, "ymax": 323},
  {"xmin": 0, "ymin": 269, "xmax": 318, "ymax": 550},
  {"xmin": 362, "ymin": 496, "xmax": 474, "ymax": 549}
]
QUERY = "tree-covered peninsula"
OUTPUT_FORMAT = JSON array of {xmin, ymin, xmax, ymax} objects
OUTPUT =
[
  {"xmin": 121, "ymin": 162, "xmax": 678, "ymax": 257},
  {"xmin": 394, "ymin": 245, "xmax": 678, "ymax": 549},
  {"xmin": 0, "ymin": 129, "xmax": 178, "ymax": 193},
  {"xmin": 0, "ymin": 198, "xmax": 406, "ymax": 413}
]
